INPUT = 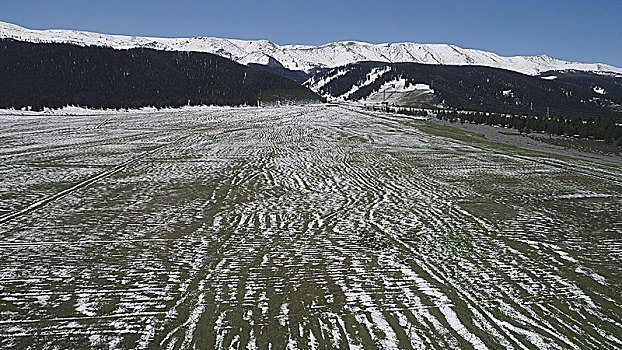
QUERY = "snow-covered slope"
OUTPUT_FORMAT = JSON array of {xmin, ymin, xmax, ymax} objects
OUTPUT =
[
  {"xmin": 361, "ymin": 79, "xmax": 435, "ymax": 105},
  {"xmin": 338, "ymin": 66, "xmax": 392, "ymax": 100},
  {"xmin": 2, "ymin": 21, "xmax": 621, "ymax": 76}
]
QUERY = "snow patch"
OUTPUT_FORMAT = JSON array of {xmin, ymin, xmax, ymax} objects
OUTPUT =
[
  {"xmin": 338, "ymin": 66, "xmax": 392, "ymax": 100},
  {"xmin": 360, "ymin": 78, "xmax": 434, "ymax": 105}
]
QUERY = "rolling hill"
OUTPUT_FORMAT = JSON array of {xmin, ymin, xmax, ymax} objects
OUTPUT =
[{"xmin": 0, "ymin": 39, "xmax": 321, "ymax": 110}]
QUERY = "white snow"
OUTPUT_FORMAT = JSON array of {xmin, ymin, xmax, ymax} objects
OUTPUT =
[
  {"xmin": 279, "ymin": 303, "xmax": 289, "ymax": 327},
  {"xmin": 377, "ymin": 79, "xmax": 432, "ymax": 94},
  {"xmin": 75, "ymin": 294, "xmax": 97, "ymax": 316},
  {"xmin": 575, "ymin": 266, "xmax": 608, "ymax": 286},
  {"xmin": 358, "ymin": 78, "xmax": 434, "ymax": 104},
  {"xmin": 593, "ymin": 86, "xmax": 607, "ymax": 95},
  {"xmin": 304, "ymin": 68, "xmax": 349, "ymax": 92},
  {"xmin": 2, "ymin": 21, "xmax": 621, "ymax": 76},
  {"xmin": 541, "ymin": 75, "xmax": 558, "ymax": 80},
  {"xmin": 338, "ymin": 66, "xmax": 392, "ymax": 100}
]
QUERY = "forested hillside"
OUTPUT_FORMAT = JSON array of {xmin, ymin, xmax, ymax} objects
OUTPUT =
[
  {"xmin": 0, "ymin": 39, "xmax": 320, "ymax": 110},
  {"xmin": 312, "ymin": 61, "xmax": 622, "ymax": 119}
]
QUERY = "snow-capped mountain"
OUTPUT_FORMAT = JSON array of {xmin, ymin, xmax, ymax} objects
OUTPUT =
[{"xmin": 2, "ymin": 21, "xmax": 621, "ymax": 76}]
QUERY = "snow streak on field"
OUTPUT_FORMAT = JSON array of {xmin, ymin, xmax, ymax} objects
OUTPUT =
[{"xmin": 0, "ymin": 106, "xmax": 620, "ymax": 349}]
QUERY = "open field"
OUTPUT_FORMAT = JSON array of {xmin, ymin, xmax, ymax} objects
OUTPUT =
[
  {"xmin": 428, "ymin": 115, "xmax": 622, "ymax": 166},
  {"xmin": 0, "ymin": 105, "xmax": 620, "ymax": 349}
]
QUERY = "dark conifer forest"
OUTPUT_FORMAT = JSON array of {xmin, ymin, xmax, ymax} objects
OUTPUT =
[
  {"xmin": 434, "ymin": 110, "xmax": 622, "ymax": 146},
  {"xmin": 316, "ymin": 61, "xmax": 622, "ymax": 120},
  {"xmin": 0, "ymin": 39, "xmax": 320, "ymax": 110}
]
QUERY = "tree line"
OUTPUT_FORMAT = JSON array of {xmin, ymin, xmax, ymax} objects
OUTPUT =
[{"xmin": 436, "ymin": 110, "xmax": 622, "ymax": 146}]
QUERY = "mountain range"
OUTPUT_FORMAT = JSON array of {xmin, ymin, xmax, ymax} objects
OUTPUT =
[
  {"xmin": 2, "ymin": 21, "xmax": 621, "ymax": 77},
  {"xmin": 2, "ymin": 21, "xmax": 621, "ymax": 119}
]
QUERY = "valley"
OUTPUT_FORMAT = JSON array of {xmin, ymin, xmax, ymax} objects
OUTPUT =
[{"xmin": 0, "ymin": 105, "xmax": 620, "ymax": 349}]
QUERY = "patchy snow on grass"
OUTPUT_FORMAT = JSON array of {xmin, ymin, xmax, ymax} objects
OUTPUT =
[
  {"xmin": 1, "ymin": 105, "xmax": 620, "ymax": 349},
  {"xmin": 75, "ymin": 293, "xmax": 97, "ymax": 316},
  {"xmin": 279, "ymin": 303, "xmax": 289, "ymax": 327},
  {"xmin": 576, "ymin": 266, "xmax": 608, "ymax": 286}
]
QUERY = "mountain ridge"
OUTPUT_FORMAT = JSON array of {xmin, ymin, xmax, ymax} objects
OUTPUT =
[{"xmin": 2, "ymin": 21, "xmax": 621, "ymax": 76}]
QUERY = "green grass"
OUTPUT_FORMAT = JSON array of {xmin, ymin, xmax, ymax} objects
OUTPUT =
[
  {"xmin": 0, "ymin": 106, "xmax": 620, "ymax": 349},
  {"xmin": 530, "ymin": 134, "xmax": 622, "ymax": 156}
]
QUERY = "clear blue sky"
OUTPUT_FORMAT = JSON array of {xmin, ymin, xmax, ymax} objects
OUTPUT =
[{"xmin": 2, "ymin": 0, "xmax": 621, "ymax": 67}]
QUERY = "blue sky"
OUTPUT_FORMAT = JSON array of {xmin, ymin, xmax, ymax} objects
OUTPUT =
[{"xmin": 2, "ymin": 0, "xmax": 621, "ymax": 67}]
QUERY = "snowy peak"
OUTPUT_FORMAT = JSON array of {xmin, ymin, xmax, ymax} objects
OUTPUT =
[{"xmin": 2, "ymin": 21, "xmax": 621, "ymax": 76}]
